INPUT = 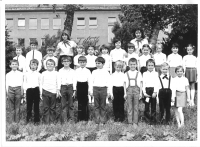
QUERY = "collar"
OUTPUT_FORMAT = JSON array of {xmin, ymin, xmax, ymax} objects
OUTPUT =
[
  {"xmin": 62, "ymin": 67, "xmax": 71, "ymax": 71},
  {"xmin": 146, "ymin": 70, "xmax": 155, "ymax": 74}
]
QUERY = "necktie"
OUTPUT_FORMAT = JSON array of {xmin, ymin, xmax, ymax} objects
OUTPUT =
[
  {"xmin": 17, "ymin": 55, "xmax": 19, "ymax": 62},
  {"xmin": 32, "ymin": 50, "xmax": 35, "ymax": 59},
  {"xmin": 163, "ymin": 75, "xmax": 168, "ymax": 80}
]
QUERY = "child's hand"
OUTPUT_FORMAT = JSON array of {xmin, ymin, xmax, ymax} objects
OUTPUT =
[
  {"xmin": 144, "ymin": 93, "xmax": 150, "ymax": 97},
  {"xmin": 106, "ymin": 93, "xmax": 110, "ymax": 100},
  {"xmin": 72, "ymin": 91, "xmax": 76, "ymax": 99},
  {"xmin": 56, "ymin": 90, "xmax": 62, "ymax": 98},
  {"xmin": 111, "ymin": 94, "xmax": 114, "ymax": 100},
  {"xmin": 40, "ymin": 94, "xmax": 43, "ymax": 100},
  {"xmin": 124, "ymin": 94, "xmax": 127, "ymax": 100},
  {"xmin": 152, "ymin": 92, "xmax": 157, "ymax": 98}
]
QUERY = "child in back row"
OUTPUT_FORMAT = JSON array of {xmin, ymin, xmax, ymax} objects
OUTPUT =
[
  {"xmin": 125, "ymin": 58, "xmax": 142, "ymax": 128},
  {"xmin": 167, "ymin": 43, "xmax": 182, "ymax": 78},
  {"xmin": 6, "ymin": 60, "xmax": 24, "ymax": 123},
  {"xmin": 74, "ymin": 45, "xmax": 85, "ymax": 69},
  {"xmin": 154, "ymin": 44, "xmax": 166, "ymax": 75},
  {"xmin": 43, "ymin": 47, "xmax": 58, "ymax": 71},
  {"xmin": 142, "ymin": 59, "xmax": 159, "ymax": 124},
  {"xmin": 183, "ymin": 44, "xmax": 198, "ymax": 106},
  {"xmin": 100, "ymin": 44, "xmax": 112, "ymax": 73},
  {"xmin": 13, "ymin": 46, "xmax": 26, "ymax": 72},
  {"xmin": 86, "ymin": 46, "xmax": 97, "ymax": 73},
  {"xmin": 91, "ymin": 57, "xmax": 110, "ymax": 124}
]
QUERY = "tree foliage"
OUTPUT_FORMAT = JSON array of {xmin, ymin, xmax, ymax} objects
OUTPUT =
[{"xmin": 112, "ymin": 4, "xmax": 197, "ymax": 54}]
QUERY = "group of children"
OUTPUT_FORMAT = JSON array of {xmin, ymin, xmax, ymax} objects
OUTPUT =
[{"xmin": 6, "ymin": 39, "xmax": 197, "ymax": 128}]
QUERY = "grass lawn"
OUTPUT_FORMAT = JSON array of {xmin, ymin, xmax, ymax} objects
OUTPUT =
[{"xmin": 6, "ymin": 95, "xmax": 197, "ymax": 141}]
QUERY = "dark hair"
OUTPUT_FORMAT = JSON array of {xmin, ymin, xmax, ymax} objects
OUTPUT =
[
  {"xmin": 175, "ymin": 66, "xmax": 184, "ymax": 73},
  {"xmin": 95, "ymin": 57, "xmax": 105, "ymax": 64},
  {"xmin": 78, "ymin": 56, "xmax": 87, "ymax": 62},
  {"xmin": 146, "ymin": 59, "xmax": 155, "ymax": 67},
  {"xmin": 185, "ymin": 44, "xmax": 196, "ymax": 51},
  {"xmin": 113, "ymin": 38, "xmax": 121, "ymax": 45},
  {"xmin": 15, "ymin": 45, "xmax": 23, "ymax": 50},
  {"xmin": 46, "ymin": 46, "xmax": 55, "ymax": 51},
  {"xmin": 134, "ymin": 29, "xmax": 145, "ymax": 39},
  {"xmin": 142, "ymin": 44, "xmax": 152, "ymax": 53},
  {"xmin": 60, "ymin": 30, "xmax": 70, "ymax": 41},
  {"xmin": 30, "ymin": 59, "xmax": 39, "ymax": 66},
  {"xmin": 172, "ymin": 43, "xmax": 179, "ymax": 49},
  {"xmin": 10, "ymin": 59, "xmax": 19, "ymax": 65},
  {"xmin": 46, "ymin": 59, "xmax": 55, "ymax": 66},
  {"xmin": 100, "ymin": 44, "xmax": 109, "ymax": 53},
  {"xmin": 76, "ymin": 45, "xmax": 85, "ymax": 50},
  {"xmin": 30, "ymin": 40, "xmax": 38, "ymax": 45},
  {"xmin": 88, "ymin": 45, "xmax": 95, "ymax": 50},
  {"xmin": 128, "ymin": 58, "xmax": 137, "ymax": 64},
  {"xmin": 61, "ymin": 55, "xmax": 72, "ymax": 62}
]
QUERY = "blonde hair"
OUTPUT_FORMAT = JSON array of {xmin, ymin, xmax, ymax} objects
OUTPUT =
[
  {"xmin": 161, "ymin": 62, "xmax": 170, "ymax": 69},
  {"xmin": 156, "ymin": 44, "xmax": 163, "ymax": 50},
  {"xmin": 114, "ymin": 60, "xmax": 124, "ymax": 68}
]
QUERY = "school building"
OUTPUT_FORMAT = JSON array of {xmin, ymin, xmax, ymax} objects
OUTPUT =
[{"xmin": 5, "ymin": 4, "xmax": 121, "ymax": 48}]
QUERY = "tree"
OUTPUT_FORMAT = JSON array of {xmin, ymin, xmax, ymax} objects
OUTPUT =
[{"xmin": 112, "ymin": 4, "xmax": 197, "ymax": 54}]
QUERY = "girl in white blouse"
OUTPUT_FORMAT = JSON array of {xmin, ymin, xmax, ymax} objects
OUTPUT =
[
  {"xmin": 172, "ymin": 66, "xmax": 190, "ymax": 128},
  {"xmin": 182, "ymin": 44, "xmax": 198, "ymax": 106}
]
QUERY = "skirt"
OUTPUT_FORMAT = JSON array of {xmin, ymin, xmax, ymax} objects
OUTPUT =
[
  {"xmin": 175, "ymin": 90, "xmax": 187, "ymax": 107},
  {"xmin": 185, "ymin": 67, "xmax": 197, "ymax": 83},
  {"xmin": 169, "ymin": 67, "xmax": 176, "ymax": 78},
  {"xmin": 155, "ymin": 65, "xmax": 161, "ymax": 75}
]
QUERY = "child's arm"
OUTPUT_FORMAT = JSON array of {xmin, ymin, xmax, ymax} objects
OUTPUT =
[
  {"xmin": 109, "ymin": 56, "xmax": 112, "ymax": 74},
  {"xmin": 88, "ymin": 71, "xmax": 93, "ymax": 96},
  {"xmin": 138, "ymin": 72, "xmax": 143, "ymax": 99},
  {"xmin": 40, "ymin": 73, "xmax": 44, "ymax": 100},
  {"xmin": 142, "ymin": 73, "xmax": 150, "ymax": 97},
  {"xmin": 5, "ymin": 74, "xmax": 9, "ymax": 98},
  {"xmin": 56, "ymin": 72, "xmax": 62, "ymax": 98},
  {"xmin": 123, "ymin": 81, "xmax": 127, "ymax": 100},
  {"xmin": 37, "ymin": 53, "xmax": 43, "ymax": 72}
]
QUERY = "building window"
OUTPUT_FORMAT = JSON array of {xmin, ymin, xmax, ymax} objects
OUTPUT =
[
  {"xmin": 41, "ymin": 18, "xmax": 49, "ymax": 29},
  {"xmin": 29, "ymin": 38, "xmax": 37, "ymax": 44},
  {"xmin": 6, "ymin": 18, "xmax": 13, "ymax": 30},
  {"xmin": 41, "ymin": 38, "xmax": 45, "ymax": 46},
  {"xmin": 108, "ymin": 17, "xmax": 117, "ymax": 43},
  {"xmin": 18, "ymin": 18, "xmax": 25, "ymax": 29},
  {"xmin": 29, "ymin": 18, "xmax": 37, "ymax": 29},
  {"xmin": 77, "ymin": 17, "xmax": 85, "ymax": 29},
  {"xmin": 108, "ymin": 17, "xmax": 117, "ymax": 26},
  {"xmin": 18, "ymin": 38, "xmax": 25, "ymax": 46},
  {"xmin": 89, "ymin": 17, "xmax": 97, "ymax": 29},
  {"xmin": 53, "ymin": 18, "xmax": 61, "ymax": 29}
]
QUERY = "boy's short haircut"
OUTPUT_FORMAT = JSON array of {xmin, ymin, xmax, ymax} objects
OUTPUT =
[
  {"xmin": 172, "ymin": 43, "xmax": 179, "ymax": 48},
  {"xmin": 114, "ymin": 60, "xmax": 123, "ymax": 67},
  {"xmin": 46, "ymin": 59, "xmax": 55, "ymax": 66},
  {"xmin": 128, "ymin": 58, "xmax": 137, "ymax": 64},
  {"xmin": 146, "ymin": 59, "xmax": 155, "ymax": 66},
  {"xmin": 30, "ymin": 59, "xmax": 39, "ymax": 66},
  {"xmin": 46, "ymin": 46, "xmax": 55, "ymax": 51},
  {"xmin": 10, "ymin": 59, "xmax": 19, "ymax": 65},
  {"xmin": 88, "ymin": 45, "xmax": 95, "ymax": 50},
  {"xmin": 175, "ymin": 65, "xmax": 184, "ymax": 73},
  {"xmin": 127, "ymin": 43, "xmax": 135, "ymax": 48},
  {"xmin": 161, "ymin": 62, "xmax": 170, "ymax": 69},
  {"xmin": 113, "ymin": 38, "xmax": 121, "ymax": 44},
  {"xmin": 95, "ymin": 57, "xmax": 105, "ymax": 64},
  {"xmin": 100, "ymin": 44, "xmax": 109, "ymax": 53},
  {"xmin": 30, "ymin": 40, "xmax": 38, "ymax": 46},
  {"xmin": 78, "ymin": 56, "xmax": 87, "ymax": 62},
  {"xmin": 15, "ymin": 45, "xmax": 22, "ymax": 50},
  {"xmin": 61, "ymin": 55, "xmax": 72, "ymax": 62},
  {"xmin": 76, "ymin": 45, "xmax": 85, "ymax": 50}
]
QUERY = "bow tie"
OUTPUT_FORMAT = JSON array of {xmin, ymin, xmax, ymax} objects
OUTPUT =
[
  {"xmin": 162, "ymin": 75, "xmax": 168, "ymax": 80},
  {"xmin": 63, "ymin": 40, "xmax": 70, "ymax": 46}
]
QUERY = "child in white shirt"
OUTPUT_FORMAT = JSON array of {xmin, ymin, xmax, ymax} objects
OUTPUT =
[
  {"xmin": 40, "ymin": 59, "xmax": 61, "ymax": 124},
  {"xmin": 172, "ymin": 66, "xmax": 190, "ymax": 128},
  {"xmin": 167, "ymin": 43, "xmax": 183, "ymax": 78},
  {"xmin": 85, "ymin": 46, "xmax": 97, "ymax": 73},
  {"xmin": 13, "ymin": 46, "xmax": 26, "ymax": 72},
  {"xmin": 154, "ymin": 44, "xmax": 166, "ymax": 75},
  {"xmin": 182, "ymin": 44, "xmax": 198, "ymax": 106},
  {"xmin": 100, "ymin": 44, "xmax": 112, "ymax": 73}
]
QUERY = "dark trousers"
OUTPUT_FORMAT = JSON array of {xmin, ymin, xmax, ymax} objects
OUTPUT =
[
  {"xmin": 58, "ymin": 55, "xmax": 74, "ymax": 70},
  {"xmin": 93, "ymin": 87, "xmax": 107, "ymax": 123},
  {"xmin": 26, "ymin": 87, "xmax": 40, "ymax": 123},
  {"xmin": 86, "ymin": 67, "xmax": 97, "ymax": 73},
  {"xmin": 127, "ymin": 86, "xmax": 140, "ymax": 124},
  {"xmin": 77, "ymin": 82, "xmax": 89, "ymax": 121},
  {"xmin": 7, "ymin": 86, "xmax": 21, "ymax": 123},
  {"xmin": 42, "ymin": 89, "xmax": 56, "ymax": 124},
  {"xmin": 144, "ymin": 87, "xmax": 156, "ymax": 123},
  {"xmin": 140, "ymin": 66, "xmax": 147, "ymax": 75},
  {"xmin": 60, "ymin": 85, "xmax": 74, "ymax": 122},
  {"xmin": 113, "ymin": 86, "xmax": 124, "ymax": 122},
  {"xmin": 158, "ymin": 89, "xmax": 172, "ymax": 123},
  {"xmin": 112, "ymin": 62, "xmax": 115, "ymax": 73}
]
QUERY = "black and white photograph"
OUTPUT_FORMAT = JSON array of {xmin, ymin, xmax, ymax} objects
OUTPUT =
[{"xmin": 1, "ymin": 1, "xmax": 199, "ymax": 146}]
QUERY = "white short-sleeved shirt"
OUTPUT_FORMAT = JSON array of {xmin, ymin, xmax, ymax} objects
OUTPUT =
[
  {"xmin": 167, "ymin": 53, "xmax": 182, "ymax": 67},
  {"xmin": 101, "ymin": 54, "xmax": 112, "ymax": 72},
  {"xmin": 183, "ymin": 55, "xmax": 197, "ymax": 68},
  {"xmin": 57, "ymin": 41, "xmax": 77, "ymax": 56},
  {"xmin": 139, "ymin": 54, "xmax": 152, "ymax": 67},
  {"xmin": 110, "ymin": 48, "xmax": 127, "ymax": 62},
  {"xmin": 13, "ymin": 55, "xmax": 26, "ymax": 72},
  {"xmin": 125, "ymin": 70, "xmax": 142, "ymax": 88},
  {"xmin": 154, "ymin": 52, "xmax": 167, "ymax": 65},
  {"xmin": 125, "ymin": 53, "xmax": 139, "ymax": 65},
  {"xmin": 173, "ymin": 76, "xmax": 189, "ymax": 92},
  {"xmin": 85, "ymin": 55, "xmax": 97, "ymax": 68},
  {"xmin": 130, "ymin": 38, "xmax": 148, "ymax": 55},
  {"xmin": 74, "ymin": 54, "xmax": 82, "ymax": 66},
  {"xmin": 43, "ymin": 56, "xmax": 58, "ymax": 70}
]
